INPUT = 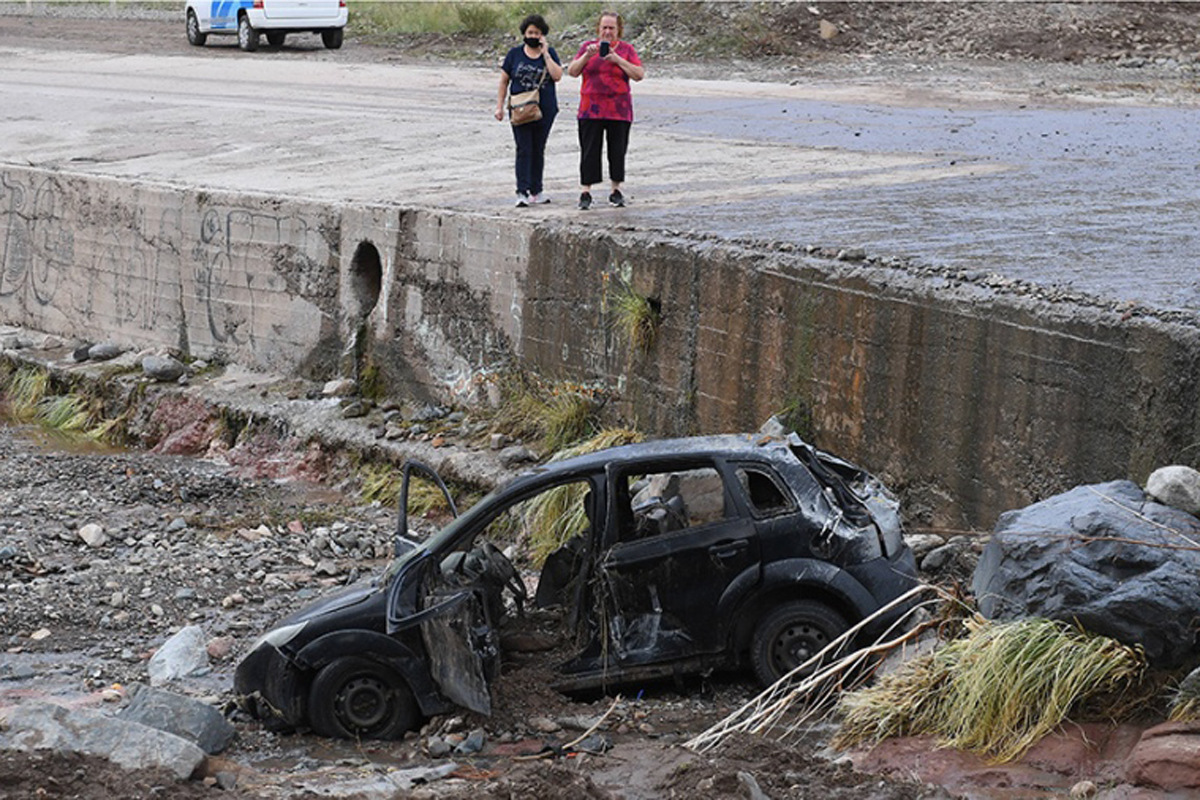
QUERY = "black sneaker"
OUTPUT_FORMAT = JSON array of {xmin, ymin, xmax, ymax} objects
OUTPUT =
[
  {"xmin": 608, "ymin": 190, "xmax": 625, "ymax": 207},
  {"xmin": 578, "ymin": 192, "xmax": 592, "ymax": 210}
]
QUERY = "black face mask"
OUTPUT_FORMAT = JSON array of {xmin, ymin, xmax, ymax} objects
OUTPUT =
[{"xmin": 524, "ymin": 36, "xmax": 542, "ymax": 48}]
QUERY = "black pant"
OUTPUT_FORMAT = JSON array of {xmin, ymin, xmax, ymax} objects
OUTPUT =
[
  {"xmin": 578, "ymin": 119, "xmax": 631, "ymax": 187},
  {"xmin": 512, "ymin": 111, "xmax": 556, "ymax": 196}
]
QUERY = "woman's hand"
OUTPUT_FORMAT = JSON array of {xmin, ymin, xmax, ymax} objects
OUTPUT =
[{"xmin": 494, "ymin": 106, "xmax": 505, "ymax": 122}]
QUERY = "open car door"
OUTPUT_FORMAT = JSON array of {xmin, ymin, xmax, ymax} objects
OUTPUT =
[{"xmin": 387, "ymin": 460, "xmax": 495, "ymax": 715}]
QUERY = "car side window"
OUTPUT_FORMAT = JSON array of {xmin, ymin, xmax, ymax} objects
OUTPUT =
[
  {"xmin": 618, "ymin": 466, "xmax": 729, "ymax": 543},
  {"xmin": 735, "ymin": 464, "xmax": 795, "ymax": 519}
]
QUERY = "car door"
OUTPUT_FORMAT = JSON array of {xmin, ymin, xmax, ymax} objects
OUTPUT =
[
  {"xmin": 204, "ymin": 0, "xmax": 241, "ymax": 31},
  {"xmin": 596, "ymin": 459, "xmax": 760, "ymax": 665}
]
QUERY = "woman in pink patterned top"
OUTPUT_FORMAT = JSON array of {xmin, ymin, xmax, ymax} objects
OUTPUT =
[{"xmin": 566, "ymin": 10, "xmax": 645, "ymax": 210}]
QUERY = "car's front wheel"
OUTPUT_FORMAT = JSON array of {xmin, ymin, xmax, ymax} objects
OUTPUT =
[
  {"xmin": 266, "ymin": 31, "xmax": 286, "ymax": 47},
  {"xmin": 186, "ymin": 10, "xmax": 206, "ymax": 46},
  {"xmin": 322, "ymin": 27, "xmax": 344, "ymax": 50},
  {"xmin": 237, "ymin": 15, "xmax": 259, "ymax": 52},
  {"xmin": 750, "ymin": 600, "xmax": 848, "ymax": 686},
  {"xmin": 308, "ymin": 656, "xmax": 419, "ymax": 740}
]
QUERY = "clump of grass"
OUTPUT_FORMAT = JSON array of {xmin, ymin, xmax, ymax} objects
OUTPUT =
[
  {"xmin": 524, "ymin": 427, "xmax": 643, "ymax": 565},
  {"xmin": 491, "ymin": 371, "xmax": 604, "ymax": 453},
  {"xmin": 4, "ymin": 367, "xmax": 50, "ymax": 420},
  {"xmin": 1169, "ymin": 669, "xmax": 1200, "ymax": 722},
  {"xmin": 835, "ymin": 617, "xmax": 1147, "ymax": 763},
  {"xmin": 608, "ymin": 278, "xmax": 660, "ymax": 354},
  {"xmin": 37, "ymin": 394, "xmax": 93, "ymax": 432},
  {"xmin": 361, "ymin": 463, "xmax": 478, "ymax": 520}
]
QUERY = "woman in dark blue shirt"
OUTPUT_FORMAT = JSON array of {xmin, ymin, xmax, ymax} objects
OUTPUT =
[{"xmin": 495, "ymin": 14, "xmax": 563, "ymax": 207}]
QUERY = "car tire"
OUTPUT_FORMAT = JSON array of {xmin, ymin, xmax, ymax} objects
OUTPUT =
[
  {"xmin": 322, "ymin": 27, "xmax": 344, "ymax": 50},
  {"xmin": 266, "ymin": 31, "xmax": 286, "ymax": 47},
  {"xmin": 308, "ymin": 656, "xmax": 419, "ymax": 740},
  {"xmin": 750, "ymin": 600, "xmax": 848, "ymax": 687},
  {"xmin": 237, "ymin": 15, "xmax": 259, "ymax": 52},
  {"xmin": 186, "ymin": 10, "xmax": 206, "ymax": 46}
]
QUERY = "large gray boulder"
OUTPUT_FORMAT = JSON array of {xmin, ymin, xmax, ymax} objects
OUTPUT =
[
  {"xmin": 119, "ymin": 684, "xmax": 235, "ymax": 755},
  {"xmin": 0, "ymin": 702, "xmax": 205, "ymax": 780},
  {"xmin": 972, "ymin": 480, "xmax": 1200, "ymax": 668}
]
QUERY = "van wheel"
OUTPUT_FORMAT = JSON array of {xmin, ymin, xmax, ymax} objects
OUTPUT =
[
  {"xmin": 750, "ymin": 601, "xmax": 847, "ymax": 686},
  {"xmin": 308, "ymin": 656, "xmax": 419, "ymax": 740},
  {"xmin": 186, "ymin": 10, "xmax": 206, "ymax": 46},
  {"xmin": 266, "ymin": 31, "xmax": 286, "ymax": 47},
  {"xmin": 237, "ymin": 15, "xmax": 259, "ymax": 52},
  {"xmin": 322, "ymin": 27, "xmax": 344, "ymax": 49}
]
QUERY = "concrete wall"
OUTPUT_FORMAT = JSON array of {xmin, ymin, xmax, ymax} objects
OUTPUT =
[{"xmin": 4, "ymin": 165, "xmax": 1199, "ymax": 529}]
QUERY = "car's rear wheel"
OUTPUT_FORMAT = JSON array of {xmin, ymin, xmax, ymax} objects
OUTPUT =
[
  {"xmin": 266, "ymin": 31, "xmax": 286, "ymax": 47},
  {"xmin": 750, "ymin": 600, "xmax": 848, "ymax": 686},
  {"xmin": 322, "ymin": 27, "xmax": 344, "ymax": 50},
  {"xmin": 308, "ymin": 656, "xmax": 419, "ymax": 740},
  {"xmin": 186, "ymin": 10, "xmax": 206, "ymax": 46},
  {"xmin": 237, "ymin": 15, "xmax": 259, "ymax": 52}
]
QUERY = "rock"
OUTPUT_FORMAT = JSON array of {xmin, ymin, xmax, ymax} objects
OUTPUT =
[
  {"xmin": 119, "ymin": 683, "xmax": 236, "ymax": 755},
  {"xmin": 341, "ymin": 401, "xmax": 368, "ymax": 419},
  {"xmin": 529, "ymin": 716, "xmax": 560, "ymax": 734},
  {"xmin": 920, "ymin": 539, "xmax": 966, "ymax": 572},
  {"xmin": 836, "ymin": 247, "xmax": 866, "ymax": 261},
  {"xmin": 499, "ymin": 445, "xmax": 538, "ymax": 467},
  {"xmin": 1069, "ymin": 780, "xmax": 1098, "ymax": 798},
  {"xmin": 819, "ymin": 19, "xmax": 839, "ymax": 40},
  {"xmin": 148, "ymin": 625, "xmax": 211, "ymax": 686},
  {"xmin": 206, "ymin": 636, "xmax": 236, "ymax": 661},
  {"xmin": 72, "ymin": 344, "xmax": 92, "ymax": 362},
  {"xmin": 454, "ymin": 728, "xmax": 486, "ymax": 754},
  {"xmin": 78, "ymin": 523, "xmax": 108, "ymax": 548},
  {"xmin": 1146, "ymin": 465, "xmax": 1200, "ymax": 516},
  {"xmin": 489, "ymin": 432, "xmax": 508, "ymax": 450},
  {"xmin": 738, "ymin": 771, "xmax": 770, "ymax": 800},
  {"xmin": 427, "ymin": 736, "xmax": 452, "ymax": 758},
  {"xmin": 904, "ymin": 533, "xmax": 945, "ymax": 561},
  {"xmin": 142, "ymin": 355, "xmax": 186, "ymax": 382},
  {"xmin": 166, "ymin": 517, "xmax": 188, "ymax": 532},
  {"xmin": 29, "ymin": 628, "xmax": 51, "ymax": 641},
  {"xmin": 87, "ymin": 342, "xmax": 122, "ymax": 361},
  {"xmin": 1125, "ymin": 721, "xmax": 1200, "ymax": 791},
  {"xmin": 322, "ymin": 378, "xmax": 357, "ymax": 397},
  {"xmin": 0, "ymin": 701, "xmax": 205, "ymax": 780},
  {"xmin": 972, "ymin": 480, "xmax": 1200, "ymax": 668}
]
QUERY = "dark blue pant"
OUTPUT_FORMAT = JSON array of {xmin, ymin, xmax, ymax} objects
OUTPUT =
[{"xmin": 512, "ymin": 111, "xmax": 556, "ymax": 196}]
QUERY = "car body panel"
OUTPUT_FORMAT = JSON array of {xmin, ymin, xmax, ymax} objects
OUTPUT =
[
  {"xmin": 235, "ymin": 431, "xmax": 920, "ymax": 738},
  {"xmin": 187, "ymin": 0, "xmax": 346, "ymax": 35}
]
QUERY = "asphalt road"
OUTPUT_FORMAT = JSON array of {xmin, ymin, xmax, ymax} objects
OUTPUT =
[{"xmin": 2, "ymin": 15, "xmax": 1198, "ymax": 316}]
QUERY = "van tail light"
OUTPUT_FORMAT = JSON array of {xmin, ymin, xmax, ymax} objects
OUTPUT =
[{"xmin": 253, "ymin": 0, "xmax": 263, "ymax": 7}]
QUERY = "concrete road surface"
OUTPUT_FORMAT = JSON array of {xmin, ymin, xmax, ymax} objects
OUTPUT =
[{"xmin": 1, "ymin": 30, "xmax": 1197, "ymax": 316}]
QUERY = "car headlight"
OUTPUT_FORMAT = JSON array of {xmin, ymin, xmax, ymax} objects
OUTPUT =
[{"xmin": 248, "ymin": 621, "xmax": 307, "ymax": 654}]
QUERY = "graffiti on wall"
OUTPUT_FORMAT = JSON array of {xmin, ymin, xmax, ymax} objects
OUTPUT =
[
  {"xmin": 0, "ymin": 172, "xmax": 72, "ymax": 312},
  {"xmin": 0, "ymin": 168, "xmax": 333, "ymax": 367}
]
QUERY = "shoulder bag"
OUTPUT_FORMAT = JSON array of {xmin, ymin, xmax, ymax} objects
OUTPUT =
[{"xmin": 509, "ymin": 67, "xmax": 547, "ymax": 126}]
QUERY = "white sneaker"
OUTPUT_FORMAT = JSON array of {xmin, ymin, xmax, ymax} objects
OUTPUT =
[
  {"xmin": 515, "ymin": 192, "xmax": 530, "ymax": 208},
  {"xmin": 530, "ymin": 193, "xmax": 551, "ymax": 204}
]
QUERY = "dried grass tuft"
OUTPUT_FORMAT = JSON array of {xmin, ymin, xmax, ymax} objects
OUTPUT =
[{"xmin": 835, "ymin": 617, "xmax": 1147, "ymax": 763}]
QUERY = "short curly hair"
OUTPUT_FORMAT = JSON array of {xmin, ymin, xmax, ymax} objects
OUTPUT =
[{"xmin": 520, "ymin": 13, "xmax": 549, "ymax": 36}]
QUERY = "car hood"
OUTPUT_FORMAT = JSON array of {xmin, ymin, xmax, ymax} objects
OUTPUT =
[{"xmin": 274, "ymin": 578, "xmax": 381, "ymax": 628}]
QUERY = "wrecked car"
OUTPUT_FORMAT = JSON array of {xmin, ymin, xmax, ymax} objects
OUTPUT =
[{"xmin": 235, "ymin": 432, "xmax": 918, "ymax": 739}]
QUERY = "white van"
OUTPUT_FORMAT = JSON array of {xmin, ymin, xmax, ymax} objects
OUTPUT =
[{"xmin": 186, "ymin": 0, "xmax": 348, "ymax": 52}]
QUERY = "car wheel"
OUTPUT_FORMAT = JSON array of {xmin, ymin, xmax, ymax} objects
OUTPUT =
[
  {"xmin": 321, "ymin": 27, "xmax": 344, "ymax": 50},
  {"xmin": 186, "ymin": 10, "xmax": 206, "ymax": 46},
  {"xmin": 750, "ymin": 600, "xmax": 848, "ymax": 686},
  {"xmin": 237, "ymin": 15, "xmax": 259, "ymax": 52},
  {"xmin": 308, "ymin": 656, "xmax": 419, "ymax": 740},
  {"xmin": 266, "ymin": 31, "xmax": 286, "ymax": 47}
]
